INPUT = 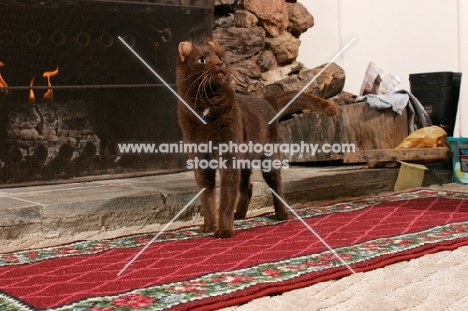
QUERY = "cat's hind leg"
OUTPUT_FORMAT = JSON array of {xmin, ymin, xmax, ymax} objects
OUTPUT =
[
  {"xmin": 261, "ymin": 163, "xmax": 289, "ymax": 221},
  {"xmin": 234, "ymin": 168, "xmax": 252, "ymax": 219}
]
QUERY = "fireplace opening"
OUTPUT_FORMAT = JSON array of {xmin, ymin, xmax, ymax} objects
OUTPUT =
[{"xmin": 0, "ymin": 0, "xmax": 214, "ymax": 187}]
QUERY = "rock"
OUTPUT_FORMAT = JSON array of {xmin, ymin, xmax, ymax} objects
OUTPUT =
[
  {"xmin": 234, "ymin": 9, "xmax": 258, "ymax": 28},
  {"xmin": 261, "ymin": 16, "xmax": 288, "ymax": 38},
  {"xmin": 264, "ymin": 62, "xmax": 346, "ymax": 99},
  {"xmin": 256, "ymin": 49, "xmax": 277, "ymax": 72},
  {"xmin": 212, "ymin": 27, "xmax": 265, "ymax": 63},
  {"xmin": 286, "ymin": 2, "xmax": 314, "ymax": 37},
  {"xmin": 166, "ymin": 0, "xmax": 213, "ymax": 5},
  {"xmin": 214, "ymin": 0, "xmax": 239, "ymax": 16},
  {"xmin": 242, "ymin": 0, "xmax": 289, "ymax": 37},
  {"xmin": 215, "ymin": 0, "xmax": 237, "ymax": 5},
  {"xmin": 230, "ymin": 57, "xmax": 263, "ymax": 95},
  {"xmin": 265, "ymin": 31, "xmax": 300, "ymax": 64},
  {"xmin": 213, "ymin": 14, "xmax": 235, "ymax": 29}
]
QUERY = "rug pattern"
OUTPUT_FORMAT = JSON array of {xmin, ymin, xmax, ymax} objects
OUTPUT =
[{"xmin": 1, "ymin": 189, "xmax": 468, "ymax": 311}]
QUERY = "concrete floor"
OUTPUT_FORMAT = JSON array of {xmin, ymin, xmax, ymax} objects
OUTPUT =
[{"xmin": 0, "ymin": 163, "xmax": 453, "ymax": 242}]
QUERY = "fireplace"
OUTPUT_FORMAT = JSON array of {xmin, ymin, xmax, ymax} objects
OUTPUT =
[{"xmin": 0, "ymin": 0, "xmax": 214, "ymax": 186}]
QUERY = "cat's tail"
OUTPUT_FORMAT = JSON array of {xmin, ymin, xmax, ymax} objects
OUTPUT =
[{"xmin": 263, "ymin": 91, "xmax": 338, "ymax": 121}]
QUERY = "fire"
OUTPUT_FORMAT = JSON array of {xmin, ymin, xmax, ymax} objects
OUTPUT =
[
  {"xmin": 0, "ymin": 63, "xmax": 59, "ymax": 101},
  {"xmin": 43, "ymin": 67, "xmax": 59, "ymax": 101},
  {"xmin": 29, "ymin": 76, "xmax": 36, "ymax": 104},
  {"xmin": 0, "ymin": 61, "xmax": 8, "ymax": 94}
]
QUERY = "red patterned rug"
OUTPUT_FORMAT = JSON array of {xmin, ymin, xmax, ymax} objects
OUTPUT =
[{"xmin": 2, "ymin": 189, "xmax": 468, "ymax": 310}]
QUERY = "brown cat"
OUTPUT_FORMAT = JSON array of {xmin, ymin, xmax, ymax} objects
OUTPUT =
[{"xmin": 176, "ymin": 39, "xmax": 338, "ymax": 238}]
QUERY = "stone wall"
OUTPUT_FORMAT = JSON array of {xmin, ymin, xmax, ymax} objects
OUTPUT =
[{"xmin": 213, "ymin": 0, "xmax": 320, "ymax": 96}]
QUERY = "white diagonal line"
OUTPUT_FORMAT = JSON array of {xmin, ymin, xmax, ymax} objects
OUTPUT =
[
  {"xmin": 268, "ymin": 188, "xmax": 357, "ymax": 275},
  {"xmin": 268, "ymin": 37, "xmax": 357, "ymax": 124},
  {"xmin": 117, "ymin": 188, "xmax": 206, "ymax": 276},
  {"xmin": 117, "ymin": 36, "xmax": 207, "ymax": 125}
]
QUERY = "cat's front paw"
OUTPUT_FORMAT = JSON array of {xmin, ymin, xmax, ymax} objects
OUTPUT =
[
  {"xmin": 234, "ymin": 212, "xmax": 246, "ymax": 219},
  {"xmin": 275, "ymin": 210, "xmax": 290, "ymax": 221},
  {"xmin": 199, "ymin": 225, "xmax": 217, "ymax": 233},
  {"xmin": 214, "ymin": 229, "xmax": 235, "ymax": 239}
]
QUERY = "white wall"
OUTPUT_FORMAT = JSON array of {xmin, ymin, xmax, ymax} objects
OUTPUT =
[
  {"xmin": 455, "ymin": 0, "xmax": 468, "ymax": 137},
  {"xmin": 298, "ymin": 0, "xmax": 467, "ymax": 137}
]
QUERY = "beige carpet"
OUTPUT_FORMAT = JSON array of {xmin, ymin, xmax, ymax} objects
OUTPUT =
[{"xmin": 220, "ymin": 246, "xmax": 468, "ymax": 311}]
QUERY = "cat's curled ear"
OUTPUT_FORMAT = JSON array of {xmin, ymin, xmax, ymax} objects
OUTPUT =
[
  {"xmin": 178, "ymin": 41, "xmax": 193, "ymax": 62},
  {"xmin": 206, "ymin": 38, "xmax": 220, "ymax": 49}
]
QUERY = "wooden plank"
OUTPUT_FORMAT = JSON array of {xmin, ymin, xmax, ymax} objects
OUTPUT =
[
  {"xmin": 280, "ymin": 102, "xmax": 409, "ymax": 162},
  {"xmin": 343, "ymin": 147, "xmax": 451, "ymax": 164}
]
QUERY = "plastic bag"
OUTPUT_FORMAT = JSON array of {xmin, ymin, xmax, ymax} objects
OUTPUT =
[
  {"xmin": 360, "ymin": 62, "xmax": 401, "ymax": 96},
  {"xmin": 396, "ymin": 125, "xmax": 450, "ymax": 149}
]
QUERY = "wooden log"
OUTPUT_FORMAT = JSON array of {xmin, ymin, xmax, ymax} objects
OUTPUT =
[
  {"xmin": 280, "ymin": 102, "xmax": 409, "ymax": 162},
  {"xmin": 343, "ymin": 147, "xmax": 451, "ymax": 164},
  {"xmin": 265, "ymin": 62, "xmax": 345, "ymax": 99},
  {"xmin": 212, "ymin": 27, "xmax": 266, "ymax": 64},
  {"xmin": 213, "ymin": 27, "xmax": 266, "ymax": 95}
]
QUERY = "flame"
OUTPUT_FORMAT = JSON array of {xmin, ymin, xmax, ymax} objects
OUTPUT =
[
  {"xmin": 43, "ymin": 67, "xmax": 59, "ymax": 101},
  {"xmin": 29, "ymin": 76, "xmax": 36, "ymax": 104},
  {"xmin": 0, "ymin": 61, "xmax": 8, "ymax": 95}
]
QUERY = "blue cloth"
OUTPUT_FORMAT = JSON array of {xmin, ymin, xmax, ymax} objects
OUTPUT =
[{"xmin": 356, "ymin": 89, "xmax": 432, "ymax": 133}]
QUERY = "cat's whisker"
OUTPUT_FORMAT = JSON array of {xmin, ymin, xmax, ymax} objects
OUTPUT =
[
  {"xmin": 202, "ymin": 75, "xmax": 210, "ymax": 98},
  {"xmin": 195, "ymin": 73, "xmax": 212, "ymax": 108},
  {"xmin": 189, "ymin": 72, "xmax": 210, "ymax": 102},
  {"xmin": 199, "ymin": 74, "xmax": 211, "ymax": 103},
  {"xmin": 188, "ymin": 72, "xmax": 207, "ymax": 89},
  {"xmin": 182, "ymin": 71, "xmax": 206, "ymax": 82},
  {"xmin": 208, "ymin": 76, "xmax": 217, "ymax": 104}
]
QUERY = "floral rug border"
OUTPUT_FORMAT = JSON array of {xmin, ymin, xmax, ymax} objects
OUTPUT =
[{"xmin": 3, "ymin": 220, "xmax": 468, "ymax": 311}]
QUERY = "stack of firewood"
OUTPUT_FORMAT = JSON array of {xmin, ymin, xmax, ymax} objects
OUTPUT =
[{"xmin": 213, "ymin": 0, "xmax": 351, "ymax": 104}]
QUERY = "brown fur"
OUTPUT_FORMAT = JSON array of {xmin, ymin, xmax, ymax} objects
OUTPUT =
[
  {"xmin": 264, "ymin": 91, "xmax": 339, "ymax": 120},
  {"xmin": 176, "ymin": 39, "xmax": 337, "ymax": 238}
]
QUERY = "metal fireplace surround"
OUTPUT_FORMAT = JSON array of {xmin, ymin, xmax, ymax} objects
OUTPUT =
[{"xmin": 0, "ymin": 0, "xmax": 214, "ymax": 186}]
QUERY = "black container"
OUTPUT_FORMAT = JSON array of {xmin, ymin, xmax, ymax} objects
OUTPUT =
[{"xmin": 409, "ymin": 72, "xmax": 462, "ymax": 136}]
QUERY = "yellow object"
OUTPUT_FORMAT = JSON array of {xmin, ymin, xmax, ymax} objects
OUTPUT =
[
  {"xmin": 396, "ymin": 126, "xmax": 449, "ymax": 149},
  {"xmin": 454, "ymin": 162, "xmax": 466, "ymax": 180},
  {"xmin": 455, "ymin": 163, "xmax": 465, "ymax": 179},
  {"xmin": 394, "ymin": 161, "xmax": 428, "ymax": 191}
]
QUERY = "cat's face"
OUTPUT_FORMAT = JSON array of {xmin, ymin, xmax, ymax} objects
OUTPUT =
[{"xmin": 177, "ymin": 39, "xmax": 231, "ymax": 97}]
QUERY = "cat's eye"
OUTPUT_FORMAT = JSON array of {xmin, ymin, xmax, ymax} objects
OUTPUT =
[{"xmin": 198, "ymin": 57, "xmax": 207, "ymax": 64}]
